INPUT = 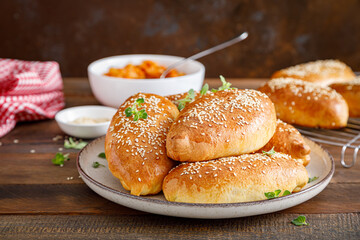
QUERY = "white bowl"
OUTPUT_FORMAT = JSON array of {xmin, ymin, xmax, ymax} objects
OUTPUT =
[
  {"xmin": 87, "ymin": 54, "xmax": 205, "ymax": 108},
  {"xmin": 55, "ymin": 105, "xmax": 117, "ymax": 139}
]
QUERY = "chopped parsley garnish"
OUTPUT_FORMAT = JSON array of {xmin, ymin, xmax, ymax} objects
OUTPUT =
[
  {"xmin": 98, "ymin": 152, "xmax": 106, "ymax": 159},
  {"xmin": 177, "ymin": 89, "xmax": 195, "ymax": 111},
  {"xmin": 51, "ymin": 153, "xmax": 70, "ymax": 166},
  {"xmin": 262, "ymin": 147, "xmax": 276, "ymax": 156},
  {"xmin": 125, "ymin": 98, "xmax": 148, "ymax": 121},
  {"xmin": 265, "ymin": 189, "xmax": 281, "ymax": 199},
  {"xmin": 282, "ymin": 190, "xmax": 291, "ymax": 196},
  {"xmin": 64, "ymin": 137, "xmax": 88, "ymax": 150},
  {"xmin": 291, "ymin": 215, "xmax": 308, "ymax": 226},
  {"xmin": 200, "ymin": 83, "xmax": 209, "ymax": 96},
  {"xmin": 211, "ymin": 75, "xmax": 236, "ymax": 92},
  {"xmin": 265, "ymin": 189, "xmax": 291, "ymax": 199},
  {"xmin": 92, "ymin": 161, "xmax": 105, "ymax": 168},
  {"xmin": 308, "ymin": 176, "xmax": 319, "ymax": 183}
]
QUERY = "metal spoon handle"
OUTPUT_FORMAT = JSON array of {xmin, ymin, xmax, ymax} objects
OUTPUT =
[{"xmin": 160, "ymin": 32, "xmax": 248, "ymax": 79}]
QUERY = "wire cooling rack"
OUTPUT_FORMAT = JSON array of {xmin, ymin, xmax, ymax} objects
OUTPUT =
[{"xmin": 297, "ymin": 118, "xmax": 360, "ymax": 168}]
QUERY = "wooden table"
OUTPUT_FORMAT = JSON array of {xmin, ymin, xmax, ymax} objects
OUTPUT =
[{"xmin": 1, "ymin": 78, "xmax": 359, "ymax": 239}]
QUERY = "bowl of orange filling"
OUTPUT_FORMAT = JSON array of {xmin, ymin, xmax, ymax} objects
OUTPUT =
[{"xmin": 88, "ymin": 54, "xmax": 205, "ymax": 108}]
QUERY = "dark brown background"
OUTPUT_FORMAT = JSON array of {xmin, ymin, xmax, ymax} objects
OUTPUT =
[{"xmin": 1, "ymin": 0, "xmax": 359, "ymax": 77}]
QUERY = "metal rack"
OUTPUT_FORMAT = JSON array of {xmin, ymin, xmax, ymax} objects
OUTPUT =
[{"xmin": 297, "ymin": 118, "xmax": 360, "ymax": 168}]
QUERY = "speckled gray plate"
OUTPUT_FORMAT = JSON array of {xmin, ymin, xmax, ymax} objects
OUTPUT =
[{"xmin": 77, "ymin": 136, "xmax": 334, "ymax": 219}]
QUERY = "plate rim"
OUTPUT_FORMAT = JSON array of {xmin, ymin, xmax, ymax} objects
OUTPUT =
[{"xmin": 76, "ymin": 135, "xmax": 335, "ymax": 208}]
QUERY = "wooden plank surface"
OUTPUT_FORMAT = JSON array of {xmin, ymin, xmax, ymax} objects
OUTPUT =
[
  {"xmin": 1, "ymin": 214, "xmax": 359, "ymax": 240},
  {"xmin": 1, "ymin": 78, "xmax": 359, "ymax": 239},
  {"xmin": 0, "ymin": 183, "xmax": 359, "ymax": 215}
]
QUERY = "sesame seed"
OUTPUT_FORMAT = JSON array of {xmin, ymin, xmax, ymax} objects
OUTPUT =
[
  {"xmin": 13, "ymin": 139, "xmax": 19, "ymax": 144},
  {"xmin": 52, "ymin": 135, "xmax": 62, "ymax": 141}
]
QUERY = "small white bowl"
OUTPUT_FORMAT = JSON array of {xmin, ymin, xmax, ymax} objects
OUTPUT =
[
  {"xmin": 55, "ymin": 105, "xmax": 117, "ymax": 139},
  {"xmin": 88, "ymin": 54, "xmax": 205, "ymax": 108}
]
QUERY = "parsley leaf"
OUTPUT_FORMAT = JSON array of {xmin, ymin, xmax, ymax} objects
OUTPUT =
[
  {"xmin": 64, "ymin": 137, "xmax": 88, "ymax": 150},
  {"xmin": 177, "ymin": 89, "xmax": 196, "ymax": 111},
  {"xmin": 92, "ymin": 161, "xmax": 105, "ymax": 168},
  {"xmin": 308, "ymin": 176, "xmax": 319, "ymax": 183},
  {"xmin": 124, "ymin": 98, "xmax": 148, "ymax": 121},
  {"xmin": 200, "ymin": 84, "xmax": 209, "ymax": 96},
  {"xmin": 265, "ymin": 189, "xmax": 291, "ymax": 199},
  {"xmin": 291, "ymin": 215, "xmax": 308, "ymax": 226},
  {"xmin": 265, "ymin": 189, "xmax": 281, "ymax": 199},
  {"xmin": 98, "ymin": 152, "xmax": 106, "ymax": 159},
  {"xmin": 211, "ymin": 75, "xmax": 236, "ymax": 92},
  {"xmin": 283, "ymin": 190, "xmax": 291, "ymax": 196},
  {"xmin": 51, "ymin": 153, "xmax": 70, "ymax": 166},
  {"xmin": 274, "ymin": 189, "xmax": 281, "ymax": 196},
  {"xmin": 262, "ymin": 147, "xmax": 276, "ymax": 156},
  {"xmin": 264, "ymin": 191, "xmax": 276, "ymax": 199}
]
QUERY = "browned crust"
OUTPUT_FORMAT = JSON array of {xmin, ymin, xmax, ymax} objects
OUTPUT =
[
  {"xmin": 330, "ymin": 78, "xmax": 360, "ymax": 117},
  {"xmin": 166, "ymin": 89, "xmax": 277, "ymax": 162},
  {"xmin": 163, "ymin": 153, "xmax": 308, "ymax": 203},
  {"xmin": 257, "ymin": 120, "xmax": 311, "ymax": 166},
  {"xmin": 258, "ymin": 78, "xmax": 349, "ymax": 129},
  {"xmin": 105, "ymin": 93, "xmax": 179, "ymax": 196},
  {"xmin": 271, "ymin": 59, "xmax": 355, "ymax": 86}
]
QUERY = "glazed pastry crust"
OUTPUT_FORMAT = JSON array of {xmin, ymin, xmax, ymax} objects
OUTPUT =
[
  {"xmin": 257, "ymin": 120, "xmax": 311, "ymax": 166},
  {"xmin": 271, "ymin": 59, "xmax": 355, "ymax": 86},
  {"xmin": 258, "ymin": 78, "xmax": 349, "ymax": 129},
  {"xmin": 330, "ymin": 77, "xmax": 360, "ymax": 117},
  {"xmin": 163, "ymin": 153, "xmax": 308, "ymax": 203},
  {"xmin": 166, "ymin": 89, "xmax": 277, "ymax": 162},
  {"xmin": 105, "ymin": 93, "xmax": 179, "ymax": 196}
]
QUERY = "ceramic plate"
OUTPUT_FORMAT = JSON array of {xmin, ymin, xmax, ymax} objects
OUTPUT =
[{"xmin": 77, "ymin": 136, "xmax": 334, "ymax": 219}]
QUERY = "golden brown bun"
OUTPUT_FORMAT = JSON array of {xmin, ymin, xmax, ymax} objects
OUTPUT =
[
  {"xmin": 257, "ymin": 119, "xmax": 311, "ymax": 166},
  {"xmin": 166, "ymin": 91, "xmax": 200, "ymax": 109},
  {"xmin": 105, "ymin": 93, "xmax": 179, "ymax": 196},
  {"xmin": 272, "ymin": 59, "xmax": 355, "ymax": 86},
  {"xmin": 163, "ymin": 153, "xmax": 308, "ymax": 203},
  {"xmin": 166, "ymin": 89, "xmax": 277, "ymax": 162},
  {"xmin": 258, "ymin": 78, "xmax": 349, "ymax": 129},
  {"xmin": 330, "ymin": 77, "xmax": 360, "ymax": 117}
]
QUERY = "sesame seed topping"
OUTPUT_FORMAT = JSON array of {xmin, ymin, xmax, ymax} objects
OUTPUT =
[
  {"xmin": 264, "ymin": 77, "xmax": 342, "ymax": 102},
  {"xmin": 170, "ymin": 89, "xmax": 271, "ymax": 146},
  {"xmin": 109, "ymin": 93, "xmax": 177, "ymax": 180},
  {"xmin": 279, "ymin": 59, "xmax": 348, "ymax": 77},
  {"xmin": 169, "ymin": 153, "xmax": 295, "ymax": 180}
]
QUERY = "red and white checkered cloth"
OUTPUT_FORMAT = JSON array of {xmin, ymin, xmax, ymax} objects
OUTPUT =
[{"xmin": 0, "ymin": 58, "xmax": 65, "ymax": 137}]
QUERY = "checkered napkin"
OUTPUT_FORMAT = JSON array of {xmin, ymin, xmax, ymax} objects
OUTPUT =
[{"xmin": 0, "ymin": 58, "xmax": 65, "ymax": 137}]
